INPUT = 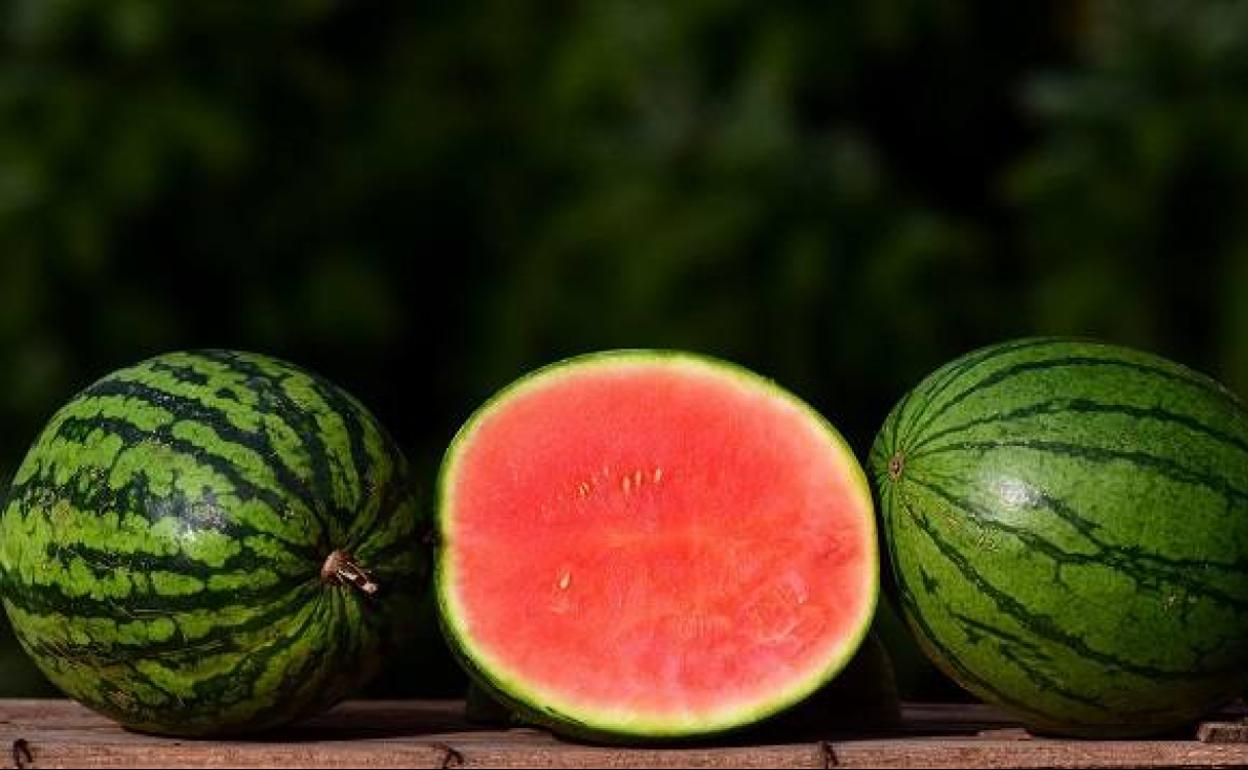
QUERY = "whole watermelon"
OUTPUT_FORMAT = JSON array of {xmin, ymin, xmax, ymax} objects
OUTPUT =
[
  {"xmin": 0, "ymin": 350, "xmax": 426, "ymax": 736},
  {"xmin": 871, "ymin": 338, "xmax": 1248, "ymax": 737}
]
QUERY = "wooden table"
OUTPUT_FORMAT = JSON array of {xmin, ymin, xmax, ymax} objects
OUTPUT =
[{"xmin": 3, "ymin": 700, "xmax": 1248, "ymax": 768}]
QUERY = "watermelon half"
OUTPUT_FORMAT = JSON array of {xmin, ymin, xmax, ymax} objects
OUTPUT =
[{"xmin": 436, "ymin": 351, "xmax": 877, "ymax": 740}]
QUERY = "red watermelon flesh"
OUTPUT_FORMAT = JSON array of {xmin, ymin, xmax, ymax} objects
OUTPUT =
[{"xmin": 437, "ymin": 352, "xmax": 877, "ymax": 737}]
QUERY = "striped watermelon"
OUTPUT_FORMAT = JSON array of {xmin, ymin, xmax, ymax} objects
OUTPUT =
[
  {"xmin": 0, "ymin": 351, "xmax": 426, "ymax": 736},
  {"xmin": 870, "ymin": 338, "xmax": 1248, "ymax": 736}
]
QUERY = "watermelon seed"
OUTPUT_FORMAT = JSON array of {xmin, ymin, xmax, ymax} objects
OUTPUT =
[
  {"xmin": 557, "ymin": 571, "xmax": 571, "ymax": 590},
  {"xmin": 621, "ymin": 469, "xmax": 647, "ymax": 495},
  {"xmin": 654, "ymin": 467, "xmax": 663, "ymax": 483},
  {"xmin": 321, "ymin": 550, "xmax": 379, "ymax": 595}
]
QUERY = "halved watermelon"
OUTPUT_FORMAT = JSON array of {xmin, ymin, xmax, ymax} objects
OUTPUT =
[{"xmin": 436, "ymin": 351, "xmax": 877, "ymax": 740}]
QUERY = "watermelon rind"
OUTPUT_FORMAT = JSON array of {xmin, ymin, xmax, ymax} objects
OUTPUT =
[{"xmin": 436, "ymin": 349, "xmax": 878, "ymax": 740}]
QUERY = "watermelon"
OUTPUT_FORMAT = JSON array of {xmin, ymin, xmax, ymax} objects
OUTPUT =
[
  {"xmin": 436, "ymin": 350, "xmax": 877, "ymax": 740},
  {"xmin": 0, "ymin": 350, "xmax": 426, "ymax": 736},
  {"xmin": 870, "ymin": 337, "xmax": 1248, "ymax": 737}
]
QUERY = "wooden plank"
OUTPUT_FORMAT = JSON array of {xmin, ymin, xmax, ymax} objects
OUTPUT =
[
  {"xmin": 2, "ymin": 700, "xmax": 1247, "ymax": 769},
  {"xmin": 1198, "ymin": 720, "xmax": 1248, "ymax": 743},
  {"xmin": 828, "ymin": 738, "xmax": 1248, "ymax": 769}
]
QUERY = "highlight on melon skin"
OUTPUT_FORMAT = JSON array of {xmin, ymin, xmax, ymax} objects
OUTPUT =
[{"xmin": 435, "ymin": 349, "xmax": 879, "ymax": 740}]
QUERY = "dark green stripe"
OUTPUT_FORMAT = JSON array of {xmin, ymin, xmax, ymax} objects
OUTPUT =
[
  {"xmin": 896, "ymin": 482, "xmax": 1233, "ymax": 680},
  {"xmin": 908, "ymin": 475, "xmax": 1248, "ymax": 605},
  {"xmin": 306, "ymin": 375, "xmax": 374, "ymax": 492},
  {"xmin": 361, "ymin": 521, "xmax": 421, "ymax": 570},
  {"xmin": 908, "ymin": 353, "xmax": 1239, "ymax": 446},
  {"xmin": 180, "ymin": 594, "xmax": 327, "ymax": 709},
  {"xmin": 8, "ymin": 585, "xmax": 315, "ymax": 667},
  {"xmin": 906, "ymin": 397, "xmax": 1248, "ymax": 458},
  {"xmin": 948, "ymin": 612, "xmax": 1110, "ymax": 712},
  {"xmin": 868, "ymin": 402, "xmax": 901, "ymax": 475},
  {"xmin": 12, "ymin": 461, "xmax": 321, "ymax": 563},
  {"xmin": 85, "ymin": 377, "xmax": 321, "ymax": 520},
  {"xmin": 884, "ymin": 387, "xmax": 917, "ymax": 458},
  {"xmin": 4, "ymin": 567, "xmax": 314, "ymax": 619},
  {"xmin": 900, "ymin": 339, "xmax": 1072, "ymax": 440},
  {"xmin": 147, "ymin": 359, "xmax": 210, "ymax": 387},
  {"xmin": 235, "ymin": 591, "xmax": 378, "ymax": 734},
  {"xmin": 303, "ymin": 376, "xmax": 368, "ymax": 537},
  {"xmin": 880, "ymin": 486, "xmax": 1078, "ymax": 720},
  {"xmin": 192, "ymin": 351, "xmax": 336, "ymax": 504},
  {"xmin": 42, "ymin": 540, "xmax": 306, "ymax": 583},
  {"xmin": 192, "ymin": 350, "xmax": 348, "ymax": 540},
  {"xmin": 305, "ymin": 374, "xmax": 381, "ymax": 547},
  {"xmin": 867, "ymin": 435, "xmax": 892, "ymax": 469},
  {"xmin": 914, "ymin": 438, "xmax": 1248, "ymax": 507},
  {"xmin": 46, "ymin": 414, "xmax": 324, "ymax": 546},
  {"xmin": 25, "ymin": 590, "xmax": 331, "ymax": 729}
]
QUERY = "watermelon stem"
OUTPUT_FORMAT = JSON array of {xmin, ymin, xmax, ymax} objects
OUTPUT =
[
  {"xmin": 888, "ymin": 452, "xmax": 905, "ymax": 481},
  {"xmin": 321, "ymin": 550, "xmax": 379, "ymax": 595}
]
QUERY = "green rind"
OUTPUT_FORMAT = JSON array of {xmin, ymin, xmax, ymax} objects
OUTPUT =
[
  {"xmin": 871, "ymin": 337, "xmax": 1248, "ymax": 737},
  {"xmin": 0, "ymin": 350, "xmax": 427, "ymax": 736},
  {"xmin": 435, "ymin": 349, "xmax": 878, "ymax": 741}
]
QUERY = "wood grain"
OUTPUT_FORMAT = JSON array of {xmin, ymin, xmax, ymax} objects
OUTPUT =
[{"xmin": 2, "ymin": 700, "xmax": 1247, "ymax": 769}]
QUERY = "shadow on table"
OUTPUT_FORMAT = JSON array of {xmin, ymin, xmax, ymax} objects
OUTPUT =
[{"xmin": 187, "ymin": 701, "xmax": 491, "ymax": 743}]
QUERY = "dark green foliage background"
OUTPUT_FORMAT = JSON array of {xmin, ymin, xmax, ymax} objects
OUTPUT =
[{"xmin": 2, "ymin": 0, "xmax": 1247, "ymax": 698}]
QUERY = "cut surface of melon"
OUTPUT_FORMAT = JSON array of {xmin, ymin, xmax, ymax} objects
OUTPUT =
[{"xmin": 438, "ymin": 352, "xmax": 876, "ymax": 736}]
